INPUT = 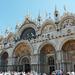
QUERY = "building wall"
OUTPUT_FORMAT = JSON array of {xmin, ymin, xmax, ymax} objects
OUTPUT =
[{"xmin": 0, "ymin": 12, "xmax": 75, "ymax": 73}]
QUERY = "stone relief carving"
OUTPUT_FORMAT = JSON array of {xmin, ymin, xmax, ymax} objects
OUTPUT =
[
  {"xmin": 42, "ymin": 24, "xmax": 55, "ymax": 33},
  {"xmin": 61, "ymin": 18, "xmax": 75, "ymax": 29}
]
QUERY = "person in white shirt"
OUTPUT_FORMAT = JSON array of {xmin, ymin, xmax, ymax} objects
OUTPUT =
[
  {"xmin": 0, "ymin": 72, "xmax": 4, "ymax": 75},
  {"xmin": 71, "ymin": 71, "xmax": 75, "ymax": 75}
]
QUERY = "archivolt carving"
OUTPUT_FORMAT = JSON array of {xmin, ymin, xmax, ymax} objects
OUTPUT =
[
  {"xmin": 59, "ymin": 15, "xmax": 75, "ymax": 29},
  {"xmin": 42, "ymin": 24, "xmax": 55, "ymax": 33},
  {"xmin": 41, "ymin": 19, "xmax": 56, "ymax": 34},
  {"xmin": 19, "ymin": 56, "xmax": 30, "ymax": 64}
]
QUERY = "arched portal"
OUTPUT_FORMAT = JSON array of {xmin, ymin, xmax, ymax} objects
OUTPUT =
[
  {"xmin": 19, "ymin": 56, "xmax": 31, "ymax": 73},
  {"xmin": 62, "ymin": 40, "xmax": 75, "ymax": 72},
  {"xmin": 40, "ymin": 44, "xmax": 55, "ymax": 74},
  {"xmin": 1, "ymin": 52, "xmax": 8, "ymax": 72},
  {"xmin": 13, "ymin": 42, "xmax": 32, "ymax": 72}
]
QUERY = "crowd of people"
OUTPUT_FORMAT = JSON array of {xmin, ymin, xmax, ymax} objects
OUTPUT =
[
  {"xmin": 0, "ymin": 71, "xmax": 38, "ymax": 75},
  {"xmin": 0, "ymin": 70, "xmax": 75, "ymax": 75},
  {"xmin": 0, "ymin": 71, "xmax": 47, "ymax": 75},
  {"xmin": 0, "ymin": 70, "xmax": 62, "ymax": 75}
]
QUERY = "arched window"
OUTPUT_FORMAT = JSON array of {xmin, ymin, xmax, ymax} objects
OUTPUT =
[
  {"xmin": 48, "ymin": 56, "xmax": 55, "ymax": 65},
  {"xmin": 1, "ymin": 52, "xmax": 8, "ymax": 72},
  {"xmin": 19, "ymin": 57, "xmax": 31, "ymax": 72},
  {"xmin": 20, "ymin": 27, "xmax": 36, "ymax": 40},
  {"xmin": 20, "ymin": 57, "xmax": 30, "ymax": 65}
]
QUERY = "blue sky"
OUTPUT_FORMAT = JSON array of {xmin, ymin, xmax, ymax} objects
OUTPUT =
[{"xmin": 0, "ymin": 0, "xmax": 74, "ymax": 35}]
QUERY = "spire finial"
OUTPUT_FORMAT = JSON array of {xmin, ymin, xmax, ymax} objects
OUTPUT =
[
  {"xmin": 55, "ymin": 5, "xmax": 57, "ymax": 12},
  {"xmin": 16, "ymin": 20, "xmax": 19, "ymax": 30},
  {"xmin": 49, "ymin": 13, "xmax": 51, "ymax": 19},
  {"xmin": 54, "ymin": 5, "xmax": 59, "ymax": 24},
  {"xmin": 5, "ymin": 27, "xmax": 9, "ymax": 35},
  {"xmin": 45, "ymin": 9, "xmax": 48, "ymax": 18},
  {"xmin": 54, "ymin": 5, "xmax": 59, "ymax": 18},
  {"xmin": 64, "ymin": 5, "xmax": 67, "ymax": 12},
  {"xmin": 25, "ymin": 8, "xmax": 31, "ymax": 19},
  {"xmin": 37, "ymin": 11, "xmax": 41, "ymax": 25}
]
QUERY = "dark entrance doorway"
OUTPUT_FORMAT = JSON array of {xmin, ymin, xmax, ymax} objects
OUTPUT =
[
  {"xmin": 19, "ymin": 64, "xmax": 31, "ymax": 72},
  {"xmin": 74, "ymin": 64, "xmax": 75, "ymax": 72},
  {"xmin": 1, "ymin": 52, "xmax": 8, "ymax": 72},
  {"xmin": 48, "ymin": 56, "xmax": 55, "ymax": 74},
  {"xmin": 49, "ymin": 66, "xmax": 55, "ymax": 74},
  {"xmin": 25, "ymin": 64, "xmax": 31, "ymax": 73},
  {"xmin": 19, "ymin": 57, "xmax": 31, "ymax": 72}
]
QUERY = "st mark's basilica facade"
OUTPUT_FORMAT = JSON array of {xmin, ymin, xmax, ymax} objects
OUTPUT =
[{"xmin": 0, "ymin": 9, "xmax": 75, "ymax": 73}]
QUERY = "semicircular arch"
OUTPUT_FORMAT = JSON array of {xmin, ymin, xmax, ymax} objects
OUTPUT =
[
  {"xmin": 38, "ymin": 41, "xmax": 56, "ymax": 54},
  {"xmin": 18, "ymin": 23, "xmax": 37, "ymax": 38},
  {"xmin": 1, "ymin": 51, "xmax": 9, "ymax": 59},
  {"xmin": 59, "ymin": 15, "xmax": 75, "ymax": 29},
  {"xmin": 20, "ymin": 27, "xmax": 36, "ymax": 40},
  {"xmin": 13, "ymin": 40, "xmax": 33, "ymax": 57},
  {"xmin": 59, "ymin": 37, "xmax": 75, "ymax": 50},
  {"xmin": 62, "ymin": 40, "xmax": 75, "ymax": 51},
  {"xmin": 18, "ymin": 56, "xmax": 31, "ymax": 65},
  {"xmin": 40, "ymin": 19, "xmax": 56, "ymax": 34}
]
